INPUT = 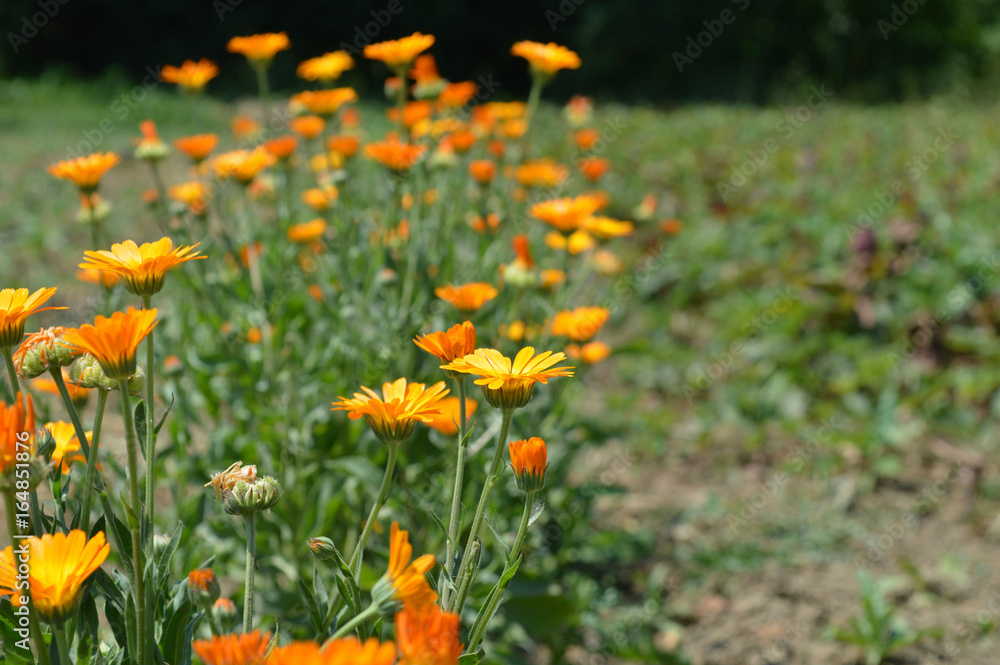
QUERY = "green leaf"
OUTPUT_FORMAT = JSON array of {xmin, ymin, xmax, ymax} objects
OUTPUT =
[
  {"xmin": 458, "ymin": 649, "xmax": 485, "ymax": 665},
  {"xmin": 298, "ymin": 578, "xmax": 324, "ymax": 635},
  {"xmin": 155, "ymin": 522, "xmax": 184, "ymax": 590},
  {"xmin": 160, "ymin": 599, "xmax": 193, "ymax": 665},
  {"xmin": 134, "ymin": 400, "xmax": 147, "ymax": 459}
]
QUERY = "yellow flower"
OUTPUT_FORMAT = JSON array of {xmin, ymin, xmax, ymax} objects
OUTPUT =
[
  {"xmin": 301, "ymin": 186, "xmax": 339, "ymax": 211},
  {"xmin": 529, "ymin": 194, "xmax": 604, "ymax": 234},
  {"xmin": 442, "ymin": 347, "xmax": 574, "ymax": 410},
  {"xmin": 213, "ymin": 148, "xmax": 277, "ymax": 185},
  {"xmin": 291, "ymin": 88, "xmax": 359, "ymax": 117},
  {"xmin": 550, "ymin": 306, "xmax": 610, "ymax": 343},
  {"xmin": 332, "ymin": 378, "xmax": 449, "ymax": 444},
  {"xmin": 297, "ymin": 50, "xmax": 355, "ymax": 82},
  {"xmin": 192, "ymin": 631, "xmax": 271, "ymax": 665},
  {"xmin": 44, "ymin": 421, "xmax": 90, "ymax": 474},
  {"xmin": 413, "ymin": 321, "xmax": 477, "ymax": 365},
  {"xmin": 582, "ymin": 216, "xmax": 634, "ymax": 239},
  {"xmin": 396, "ymin": 604, "xmax": 463, "ymax": 665},
  {"xmin": 0, "ymin": 530, "xmax": 110, "ymax": 625},
  {"xmin": 434, "ymin": 283, "xmax": 498, "ymax": 312},
  {"xmin": 515, "ymin": 159, "xmax": 568, "ymax": 188},
  {"xmin": 160, "ymin": 59, "xmax": 219, "ymax": 92},
  {"xmin": 48, "ymin": 153, "xmax": 119, "ymax": 194},
  {"xmin": 424, "ymin": 396, "xmax": 477, "ymax": 436},
  {"xmin": 227, "ymin": 32, "xmax": 290, "ymax": 65},
  {"xmin": 364, "ymin": 138, "xmax": 427, "ymax": 173},
  {"xmin": 60, "ymin": 308, "xmax": 158, "ymax": 381},
  {"xmin": 174, "ymin": 133, "xmax": 219, "ymax": 163},
  {"xmin": 509, "ymin": 437, "xmax": 547, "ymax": 492},
  {"xmin": 545, "ymin": 230, "xmax": 596, "ymax": 255},
  {"xmin": 290, "ymin": 115, "xmax": 326, "ymax": 140},
  {"xmin": 379, "ymin": 522, "xmax": 437, "ymax": 609},
  {"xmin": 566, "ymin": 341, "xmax": 612, "ymax": 364},
  {"xmin": 169, "ymin": 181, "xmax": 212, "ymax": 217},
  {"xmin": 510, "ymin": 40, "xmax": 581, "ymax": 77},
  {"xmin": 0, "ymin": 287, "xmax": 64, "ymax": 349},
  {"xmin": 288, "ymin": 219, "xmax": 328, "ymax": 244},
  {"xmin": 80, "ymin": 238, "xmax": 203, "ymax": 297},
  {"xmin": 364, "ymin": 33, "xmax": 435, "ymax": 69}
]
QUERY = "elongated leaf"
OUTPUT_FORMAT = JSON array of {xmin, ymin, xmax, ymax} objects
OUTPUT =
[
  {"xmin": 298, "ymin": 578, "xmax": 323, "ymax": 634},
  {"xmin": 160, "ymin": 599, "xmax": 192, "ymax": 665},
  {"xmin": 458, "ymin": 650, "xmax": 485, "ymax": 665}
]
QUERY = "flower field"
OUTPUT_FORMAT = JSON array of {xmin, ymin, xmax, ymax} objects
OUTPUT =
[{"xmin": 2, "ymin": 26, "xmax": 1000, "ymax": 665}]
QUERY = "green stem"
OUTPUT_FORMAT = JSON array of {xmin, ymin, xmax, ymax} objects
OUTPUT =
[
  {"xmin": 449, "ymin": 408, "xmax": 513, "ymax": 614},
  {"xmin": 141, "ymin": 295, "xmax": 155, "ymax": 554},
  {"xmin": 117, "ymin": 380, "xmax": 146, "ymax": 665},
  {"xmin": 4, "ymin": 496, "xmax": 51, "ymax": 665},
  {"xmin": 2, "ymin": 347, "xmax": 20, "ymax": 398},
  {"xmin": 442, "ymin": 378, "xmax": 468, "ymax": 606},
  {"xmin": 55, "ymin": 625, "xmax": 72, "ymax": 665},
  {"xmin": 80, "ymin": 389, "xmax": 109, "ymax": 531},
  {"xmin": 329, "ymin": 603, "xmax": 379, "ymax": 641},
  {"xmin": 254, "ymin": 64, "xmax": 271, "ymax": 128},
  {"xmin": 349, "ymin": 442, "xmax": 399, "ymax": 578},
  {"xmin": 518, "ymin": 76, "xmax": 544, "ymax": 159},
  {"xmin": 507, "ymin": 493, "xmax": 534, "ymax": 568},
  {"xmin": 148, "ymin": 161, "xmax": 171, "ymax": 233},
  {"xmin": 243, "ymin": 513, "xmax": 257, "ymax": 633}
]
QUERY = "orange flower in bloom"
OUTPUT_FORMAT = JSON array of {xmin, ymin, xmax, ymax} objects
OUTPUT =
[
  {"xmin": 266, "ymin": 641, "xmax": 321, "ymax": 665},
  {"xmin": 160, "ymin": 58, "xmax": 219, "ymax": 92},
  {"xmin": 174, "ymin": 133, "xmax": 219, "ymax": 163},
  {"xmin": 80, "ymin": 238, "xmax": 203, "ymax": 297},
  {"xmin": 442, "ymin": 347, "xmax": 574, "ymax": 410},
  {"xmin": 187, "ymin": 568, "xmax": 218, "ymax": 598},
  {"xmin": 168, "ymin": 181, "xmax": 212, "ymax": 216},
  {"xmin": 409, "ymin": 54, "xmax": 441, "ymax": 83},
  {"xmin": 434, "ymin": 283, "xmax": 498, "ymax": 312},
  {"xmin": 288, "ymin": 219, "xmax": 328, "ymax": 243},
  {"xmin": 515, "ymin": 159, "xmax": 568, "ymax": 188},
  {"xmin": 43, "ymin": 421, "xmax": 89, "ymax": 474},
  {"xmin": 76, "ymin": 268, "xmax": 119, "ymax": 289},
  {"xmin": 578, "ymin": 156, "xmax": 609, "ymax": 182},
  {"xmin": 564, "ymin": 95, "xmax": 594, "ymax": 127},
  {"xmin": 396, "ymin": 604, "xmax": 463, "ymax": 665},
  {"xmin": 437, "ymin": 81, "xmax": 477, "ymax": 109},
  {"xmin": 227, "ymin": 32, "xmax": 290, "ymax": 64},
  {"xmin": 292, "ymin": 88, "xmax": 359, "ymax": 117},
  {"xmin": 510, "ymin": 40, "xmax": 581, "ymax": 77},
  {"xmin": 590, "ymin": 249, "xmax": 624, "ymax": 276},
  {"xmin": 301, "ymin": 186, "xmax": 338, "ymax": 211},
  {"xmin": 414, "ymin": 321, "xmax": 477, "ymax": 365},
  {"xmin": 487, "ymin": 139, "xmax": 505, "ymax": 158},
  {"xmin": 342, "ymin": 107, "xmax": 361, "ymax": 129},
  {"xmin": 470, "ymin": 213, "xmax": 500, "ymax": 234},
  {"xmin": 530, "ymin": 195, "xmax": 603, "ymax": 234},
  {"xmin": 509, "ymin": 437, "xmax": 547, "ymax": 492},
  {"xmin": 424, "ymin": 397, "xmax": 477, "ymax": 436},
  {"xmin": 230, "ymin": 115, "xmax": 262, "ymax": 141},
  {"xmin": 133, "ymin": 120, "xmax": 167, "ymax": 160},
  {"xmin": 551, "ymin": 306, "xmax": 610, "ymax": 342},
  {"xmin": 60, "ymin": 308, "xmax": 158, "ymax": 381},
  {"xmin": 387, "ymin": 100, "xmax": 432, "ymax": 129},
  {"xmin": 320, "ymin": 638, "xmax": 398, "ymax": 665},
  {"xmin": 448, "ymin": 129, "xmax": 477, "ymax": 153},
  {"xmin": 0, "ymin": 530, "xmax": 109, "ymax": 625},
  {"xmin": 0, "ymin": 393, "xmax": 34, "ymax": 476},
  {"xmin": 566, "ymin": 341, "xmax": 612, "ymax": 364},
  {"xmin": 575, "ymin": 128, "xmax": 600, "ymax": 151},
  {"xmin": 540, "ymin": 269, "xmax": 566, "ymax": 289},
  {"xmin": 264, "ymin": 136, "xmax": 298, "ymax": 161},
  {"xmin": 582, "ymin": 216, "xmax": 634, "ymax": 239},
  {"xmin": 327, "ymin": 134, "xmax": 361, "ymax": 158},
  {"xmin": 468, "ymin": 159, "xmax": 496, "ymax": 185},
  {"xmin": 480, "ymin": 101, "xmax": 526, "ymax": 120},
  {"xmin": 290, "ymin": 115, "xmax": 326, "ymax": 140},
  {"xmin": 365, "ymin": 138, "xmax": 427, "ymax": 173},
  {"xmin": 0, "ymin": 288, "xmax": 64, "ymax": 349},
  {"xmin": 382, "ymin": 522, "xmax": 438, "ymax": 608},
  {"xmin": 499, "ymin": 118, "xmax": 528, "ymax": 139},
  {"xmin": 545, "ymin": 230, "xmax": 596, "ymax": 255},
  {"xmin": 332, "ymin": 378, "xmax": 449, "ymax": 444},
  {"xmin": 364, "ymin": 32, "xmax": 435, "ymax": 68},
  {"xmin": 297, "ymin": 50, "xmax": 355, "ymax": 82},
  {"xmin": 213, "ymin": 148, "xmax": 276, "ymax": 184},
  {"xmin": 660, "ymin": 218, "xmax": 683, "ymax": 235},
  {"xmin": 192, "ymin": 631, "xmax": 271, "ymax": 665},
  {"xmin": 48, "ymin": 153, "xmax": 119, "ymax": 193}
]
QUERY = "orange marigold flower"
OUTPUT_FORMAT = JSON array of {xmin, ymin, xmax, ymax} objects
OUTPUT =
[
  {"xmin": 409, "ymin": 54, "xmax": 441, "ymax": 83},
  {"xmin": 468, "ymin": 159, "xmax": 496, "ymax": 185},
  {"xmin": 168, "ymin": 181, "xmax": 212, "ymax": 216},
  {"xmin": 0, "ymin": 287, "xmax": 64, "ymax": 349},
  {"xmin": 509, "ymin": 436, "xmax": 547, "ymax": 492},
  {"xmin": 396, "ymin": 604, "xmax": 463, "ymax": 665},
  {"xmin": 60, "ymin": 308, "xmax": 158, "ymax": 381},
  {"xmin": 551, "ymin": 306, "xmax": 610, "ymax": 343},
  {"xmin": 174, "ymin": 133, "xmax": 219, "ymax": 163},
  {"xmin": 469, "ymin": 213, "xmax": 500, "ymax": 234},
  {"xmin": 301, "ymin": 186, "xmax": 338, "ymax": 211},
  {"xmin": 297, "ymin": 50, "xmax": 355, "ymax": 82},
  {"xmin": 574, "ymin": 128, "xmax": 600, "ymax": 151},
  {"xmin": 510, "ymin": 40, "xmax": 581, "ymax": 77},
  {"xmin": 540, "ymin": 269, "xmax": 566, "ymax": 289},
  {"xmin": 48, "ymin": 153, "xmax": 119, "ymax": 193},
  {"xmin": 374, "ymin": 522, "xmax": 438, "ymax": 609},
  {"xmin": 76, "ymin": 268, "xmax": 119, "ymax": 289},
  {"xmin": 448, "ymin": 129, "xmax": 477, "ymax": 153},
  {"xmin": 434, "ymin": 283, "xmax": 498, "ymax": 312},
  {"xmin": 267, "ymin": 641, "xmax": 321, "ymax": 665},
  {"xmin": 327, "ymin": 134, "xmax": 361, "ymax": 158},
  {"xmin": 590, "ymin": 249, "xmax": 624, "ymax": 276},
  {"xmin": 499, "ymin": 118, "xmax": 527, "ymax": 139},
  {"xmin": 0, "ymin": 393, "xmax": 34, "ymax": 476},
  {"xmin": 386, "ymin": 100, "xmax": 432, "ymax": 129},
  {"xmin": 529, "ymin": 194, "xmax": 603, "ymax": 234},
  {"xmin": 332, "ymin": 378, "xmax": 449, "ymax": 445},
  {"xmin": 487, "ymin": 139, "xmax": 505, "ymax": 158},
  {"xmin": 288, "ymin": 219, "xmax": 327, "ymax": 243},
  {"xmin": 187, "ymin": 568, "xmax": 217, "ymax": 593},
  {"xmin": 566, "ymin": 341, "xmax": 612, "ymax": 364},
  {"xmin": 582, "ymin": 216, "xmax": 633, "ymax": 239},
  {"xmin": 160, "ymin": 58, "xmax": 219, "ymax": 92},
  {"xmin": 365, "ymin": 138, "xmax": 427, "ymax": 173},
  {"xmin": 231, "ymin": 115, "xmax": 262, "ymax": 141},
  {"xmin": 515, "ymin": 159, "xmax": 568, "ymax": 188},
  {"xmin": 291, "ymin": 88, "xmax": 359, "ymax": 117},
  {"xmin": 289, "ymin": 115, "xmax": 326, "ymax": 141},
  {"xmin": 261, "ymin": 136, "xmax": 296, "ymax": 162},
  {"xmin": 192, "ymin": 631, "xmax": 271, "ymax": 665},
  {"xmin": 424, "ymin": 396, "xmax": 477, "ymax": 436},
  {"xmin": 364, "ymin": 32, "xmax": 435, "ymax": 68},
  {"xmin": 479, "ymin": 101, "xmax": 526, "ymax": 120},
  {"xmin": 578, "ymin": 156, "xmax": 609, "ymax": 182},
  {"xmin": 0, "ymin": 530, "xmax": 109, "ymax": 625},
  {"xmin": 342, "ymin": 107, "xmax": 361, "ymax": 129},
  {"xmin": 80, "ymin": 238, "xmax": 203, "ymax": 297},
  {"xmin": 213, "ymin": 148, "xmax": 276, "ymax": 184},
  {"xmin": 437, "ymin": 81, "xmax": 477, "ymax": 109},
  {"xmin": 227, "ymin": 32, "xmax": 290, "ymax": 64},
  {"xmin": 43, "ymin": 421, "xmax": 89, "ymax": 474},
  {"xmin": 545, "ymin": 229, "xmax": 596, "ymax": 255},
  {"xmin": 564, "ymin": 95, "xmax": 594, "ymax": 127},
  {"xmin": 442, "ymin": 347, "xmax": 574, "ymax": 410},
  {"xmin": 414, "ymin": 321, "xmax": 476, "ymax": 366},
  {"xmin": 322, "ymin": 638, "xmax": 398, "ymax": 665},
  {"xmin": 134, "ymin": 120, "xmax": 168, "ymax": 160}
]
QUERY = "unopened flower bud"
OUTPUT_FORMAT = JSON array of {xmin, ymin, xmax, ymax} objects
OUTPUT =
[
  {"xmin": 223, "ymin": 475, "xmax": 282, "ymax": 515},
  {"xmin": 212, "ymin": 597, "xmax": 237, "ymax": 625},
  {"xmin": 13, "ymin": 328, "xmax": 78, "ymax": 379},
  {"xmin": 153, "ymin": 533, "xmax": 171, "ymax": 558},
  {"xmin": 187, "ymin": 568, "xmax": 221, "ymax": 608},
  {"xmin": 0, "ymin": 457, "xmax": 48, "ymax": 493},
  {"xmin": 509, "ymin": 437, "xmax": 547, "ymax": 493},
  {"xmin": 69, "ymin": 354, "xmax": 116, "ymax": 391},
  {"xmin": 76, "ymin": 196, "xmax": 112, "ymax": 224},
  {"xmin": 308, "ymin": 536, "xmax": 337, "ymax": 561},
  {"xmin": 35, "ymin": 428, "xmax": 56, "ymax": 461}
]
